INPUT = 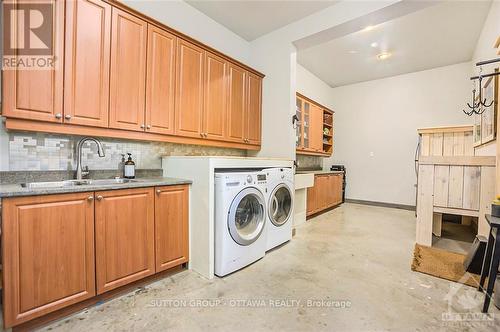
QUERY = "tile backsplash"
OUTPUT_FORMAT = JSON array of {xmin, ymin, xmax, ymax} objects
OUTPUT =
[
  {"xmin": 7, "ymin": 131, "xmax": 246, "ymax": 171},
  {"xmin": 296, "ymin": 155, "xmax": 323, "ymax": 170}
]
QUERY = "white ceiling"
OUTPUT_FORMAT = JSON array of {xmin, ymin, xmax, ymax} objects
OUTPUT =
[
  {"xmin": 185, "ymin": 0, "xmax": 338, "ymax": 41},
  {"xmin": 297, "ymin": 0, "xmax": 492, "ymax": 87}
]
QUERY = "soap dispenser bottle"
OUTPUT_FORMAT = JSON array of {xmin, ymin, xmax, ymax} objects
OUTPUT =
[{"xmin": 124, "ymin": 153, "xmax": 136, "ymax": 179}]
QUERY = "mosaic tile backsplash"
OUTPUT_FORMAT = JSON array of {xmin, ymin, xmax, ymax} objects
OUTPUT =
[
  {"xmin": 7, "ymin": 132, "xmax": 246, "ymax": 171},
  {"xmin": 296, "ymin": 155, "xmax": 323, "ymax": 170}
]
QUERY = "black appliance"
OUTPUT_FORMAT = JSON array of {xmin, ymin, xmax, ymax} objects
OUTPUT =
[{"xmin": 330, "ymin": 165, "xmax": 346, "ymax": 202}]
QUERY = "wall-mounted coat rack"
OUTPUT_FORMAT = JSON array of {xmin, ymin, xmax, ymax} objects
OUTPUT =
[{"xmin": 463, "ymin": 57, "xmax": 500, "ymax": 116}]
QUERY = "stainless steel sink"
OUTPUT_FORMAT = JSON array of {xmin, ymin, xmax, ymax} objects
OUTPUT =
[
  {"xmin": 87, "ymin": 178, "xmax": 138, "ymax": 185},
  {"xmin": 20, "ymin": 178, "xmax": 139, "ymax": 189},
  {"xmin": 21, "ymin": 179, "xmax": 92, "ymax": 189}
]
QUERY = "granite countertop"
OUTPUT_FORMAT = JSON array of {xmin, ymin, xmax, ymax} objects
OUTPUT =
[
  {"xmin": 0, "ymin": 177, "xmax": 192, "ymax": 198},
  {"xmin": 295, "ymin": 170, "xmax": 344, "ymax": 175}
]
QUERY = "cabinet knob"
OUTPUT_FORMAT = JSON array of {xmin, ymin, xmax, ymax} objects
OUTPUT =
[
  {"xmin": 203, "ymin": 133, "xmax": 208, "ymax": 138},
  {"xmin": 140, "ymin": 124, "xmax": 146, "ymax": 129},
  {"xmin": 65, "ymin": 114, "xmax": 72, "ymax": 120},
  {"xmin": 55, "ymin": 113, "xmax": 62, "ymax": 119},
  {"xmin": 147, "ymin": 125, "xmax": 151, "ymax": 129},
  {"xmin": 156, "ymin": 189, "xmax": 161, "ymax": 194},
  {"xmin": 87, "ymin": 195, "xmax": 94, "ymax": 201},
  {"xmin": 96, "ymin": 195, "xmax": 103, "ymax": 201},
  {"xmin": 200, "ymin": 133, "xmax": 204, "ymax": 137}
]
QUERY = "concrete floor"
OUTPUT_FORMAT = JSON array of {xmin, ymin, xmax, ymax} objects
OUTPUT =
[
  {"xmin": 433, "ymin": 221, "xmax": 476, "ymax": 255},
  {"xmin": 38, "ymin": 203, "xmax": 499, "ymax": 331}
]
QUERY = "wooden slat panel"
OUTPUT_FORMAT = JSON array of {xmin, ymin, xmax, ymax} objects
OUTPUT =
[
  {"xmin": 433, "ymin": 206, "xmax": 479, "ymax": 217},
  {"xmin": 420, "ymin": 134, "xmax": 430, "ymax": 156},
  {"xmin": 432, "ymin": 213, "xmax": 442, "ymax": 237},
  {"xmin": 417, "ymin": 125, "xmax": 473, "ymax": 134},
  {"xmin": 478, "ymin": 166, "xmax": 496, "ymax": 237},
  {"xmin": 433, "ymin": 165, "xmax": 449, "ymax": 207},
  {"xmin": 448, "ymin": 166, "xmax": 464, "ymax": 208},
  {"xmin": 419, "ymin": 156, "xmax": 496, "ymax": 166},
  {"xmin": 452, "ymin": 132, "xmax": 465, "ymax": 156},
  {"xmin": 416, "ymin": 165, "xmax": 434, "ymax": 246},
  {"xmin": 430, "ymin": 133, "xmax": 443, "ymax": 156},
  {"xmin": 442, "ymin": 133, "xmax": 454, "ymax": 156},
  {"xmin": 462, "ymin": 166, "xmax": 480, "ymax": 210},
  {"xmin": 464, "ymin": 131, "xmax": 474, "ymax": 156}
]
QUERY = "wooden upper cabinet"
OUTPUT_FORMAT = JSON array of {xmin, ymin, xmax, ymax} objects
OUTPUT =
[
  {"xmin": 227, "ymin": 64, "xmax": 247, "ymax": 142},
  {"xmin": 309, "ymin": 105, "xmax": 323, "ymax": 152},
  {"xmin": 95, "ymin": 188, "xmax": 155, "ymax": 294},
  {"xmin": 109, "ymin": 8, "xmax": 147, "ymax": 132},
  {"xmin": 204, "ymin": 53, "xmax": 227, "ymax": 140},
  {"xmin": 155, "ymin": 185, "xmax": 189, "ymax": 272},
  {"xmin": 145, "ymin": 24, "xmax": 176, "ymax": 135},
  {"xmin": 246, "ymin": 73, "xmax": 262, "ymax": 145},
  {"xmin": 2, "ymin": 192, "xmax": 96, "ymax": 328},
  {"xmin": 2, "ymin": 0, "xmax": 64, "ymax": 123},
  {"xmin": 64, "ymin": 0, "xmax": 111, "ymax": 128},
  {"xmin": 175, "ymin": 39, "xmax": 205, "ymax": 138}
]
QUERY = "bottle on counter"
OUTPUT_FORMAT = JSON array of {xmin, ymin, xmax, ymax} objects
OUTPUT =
[
  {"xmin": 118, "ymin": 154, "xmax": 126, "ymax": 177},
  {"xmin": 124, "ymin": 153, "xmax": 136, "ymax": 179}
]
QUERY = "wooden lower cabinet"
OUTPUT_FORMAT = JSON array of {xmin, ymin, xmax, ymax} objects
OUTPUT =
[
  {"xmin": 2, "ymin": 185, "xmax": 190, "ymax": 327},
  {"xmin": 155, "ymin": 185, "xmax": 189, "ymax": 272},
  {"xmin": 2, "ymin": 193, "xmax": 96, "ymax": 328},
  {"xmin": 95, "ymin": 188, "xmax": 155, "ymax": 294},
  {"xmin": 306, "ymin": 173, "xmax": 343, "ymax": 216}
]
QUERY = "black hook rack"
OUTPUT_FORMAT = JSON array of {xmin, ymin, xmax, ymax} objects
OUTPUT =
[{"xmin": 463, "ymin": 57, "xmax": 500, "ymax": 116}]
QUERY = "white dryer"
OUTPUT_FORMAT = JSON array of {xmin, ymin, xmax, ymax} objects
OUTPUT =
[
  {"xmin": 214, "ymin": 170, "xmax": 268, "ymax": 277},
  {"xmin": 264, "ymin": 167, "xmax": 294, "ymax": 251}
]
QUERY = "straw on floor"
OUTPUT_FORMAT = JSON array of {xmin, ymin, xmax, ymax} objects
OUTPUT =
[{"xmin": 411, "ymin": 244, "xmax": 484, "ymax": 287}]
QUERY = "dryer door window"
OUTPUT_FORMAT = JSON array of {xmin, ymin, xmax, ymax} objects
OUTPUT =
[
  {"xmin": 269, "ymin": 184, "xmax": 292, "ymax": 226},
  {"xmin": 228, "ymin": 187, "xmax": 266, "ymax": 246}
]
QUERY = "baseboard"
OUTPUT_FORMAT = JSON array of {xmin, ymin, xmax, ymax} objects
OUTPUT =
[{"xmin": 345, "ymin": 199, "xmax": 416, "ymax": 211}]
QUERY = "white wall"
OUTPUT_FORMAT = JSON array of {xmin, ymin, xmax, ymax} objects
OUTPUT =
[
  {"xmin": 296, "ymin": 64, "xmax": 334, "ymax": 109},
  {"xmin": 324, "ymin": 62, "xmax": 473, "ymax": 206},
  {"xmin": 472, "ymin": 1, "xmax": 500, "ymax": 156},
  {"xmin": 248, "ymin": 1, "xmax": 398, "ymax": 159}
]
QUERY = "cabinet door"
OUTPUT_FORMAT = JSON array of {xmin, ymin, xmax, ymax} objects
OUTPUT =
[
  {"xmin": 109, "ymin": 8, "xmax": 147, "ymax": 132},
  {"xmin": 306, "ymin": 185, "xmax": 317, "ymax": 216},
  {"xmin": 64, "ymin": 0, "xmax": 111, "ymax": 128},
  {"xmin": 226, "ymin": 64, "xmax": 247, "ymax": 142},
  {"xmin": 310, "ymin": 105, "xmax": 324, "ymax": 152},
  {"xmin": 155, "ymin": 185, "xmax": 189, "ymax": 272},
  {"xmin": 246, "ymin": 73, "xmax": 262, "ymax": 145},
  {"xmin": 95, "ymin": 188, "xmax": 155, "ymax": 294},
  {"xmin": 145, "ymin": 24, "xmax": 176, "ymax": 135},
  {"xmin": 204, "ymin": 53, "xmax": 227, "ymax": 140},
  {"xmin": 2, "ymin": 0, "xmax": 64, "ymax": 123},
  {"xmin": 175, "ymin": 39, "xmax": 204, "ymax": 138},
  {"xmin": 316, "ymin": 175, "xmax": 330, "ymax": 210},
  {"xmin": 333, "ymin": 174, "xmax": 343, "ymax": 205},
  {"xmin": 2, "ymin": 193, "xmax": 95, "ymax": 328}
]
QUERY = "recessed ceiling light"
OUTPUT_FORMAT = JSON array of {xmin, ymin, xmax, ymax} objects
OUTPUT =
[
  {"xmin": 363, "ymin": 25, "xmax": 375, "ymax": 31},
  {"xmin": 370, "ymin": 42, "xmax": 378, "ymax": 48},
  {"xmin": 377, "ymin": 52, "xmax": 392, "ymax": 60}
]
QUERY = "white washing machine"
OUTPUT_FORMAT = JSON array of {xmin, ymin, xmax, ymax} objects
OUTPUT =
[
  {"xmin": 214, "ymin": 170, "xmax": 268, "ymax": 277},
  {"xmin": 264, "ymin": 167, "xmax": 294, "ymax": 251}
]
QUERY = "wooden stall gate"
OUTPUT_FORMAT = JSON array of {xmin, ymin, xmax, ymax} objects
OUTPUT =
[{"xmin": 416, "ymin": 126, "xmax": 496, "ymax": 246}]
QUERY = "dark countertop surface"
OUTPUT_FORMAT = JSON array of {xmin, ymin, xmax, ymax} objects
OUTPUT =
[
  {"xmin": 295, "ymin": 170, "xmax": 344, "ymax": 175},
  {"xmin": 0, "ymin": 176, "xmax": 192, "ymax": 198}
]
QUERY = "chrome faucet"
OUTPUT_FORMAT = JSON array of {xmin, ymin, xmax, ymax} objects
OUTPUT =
[{"xmin": 75, "ymin": 137, "xmax": 105, "ymax": 180}]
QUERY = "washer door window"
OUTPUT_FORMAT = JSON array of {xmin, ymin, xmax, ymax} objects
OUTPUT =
[
  {"xmin": 269, "ymin": 184, "xmax": 293, "ymax": 226},
  {"xmin": 228, "ymin": 187, "xmax": 266, "ymax": 246}
]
